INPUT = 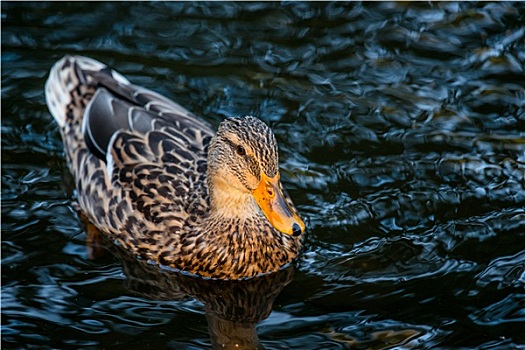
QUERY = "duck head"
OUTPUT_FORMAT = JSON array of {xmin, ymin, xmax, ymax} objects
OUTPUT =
[{"xmin": 207, "ymin": 116, "xmax": 305, "ymax": 236}]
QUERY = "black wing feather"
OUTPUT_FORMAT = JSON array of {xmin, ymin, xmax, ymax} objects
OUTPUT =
[
  {"xmin": 81, "ymin": 68, "xmax": 214, "ymax": 162},
  {"xmin": 83, "ymin": 88, "xmax": 159, "ymax": 159}
]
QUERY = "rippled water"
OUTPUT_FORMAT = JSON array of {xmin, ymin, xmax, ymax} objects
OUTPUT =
[{"xmin": 2, "ymin": 2, "xmax": 525, "ymax": 349}]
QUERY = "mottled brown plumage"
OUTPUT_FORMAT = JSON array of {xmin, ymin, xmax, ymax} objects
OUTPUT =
[{"xmin": 45, "ymin": 55, "xmax": 305, "ymax": 279}]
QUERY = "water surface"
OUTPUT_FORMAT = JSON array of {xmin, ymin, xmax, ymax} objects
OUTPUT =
[{"xmin": 2, "ymin": 2, "xmax": 525, "ymax": 349}]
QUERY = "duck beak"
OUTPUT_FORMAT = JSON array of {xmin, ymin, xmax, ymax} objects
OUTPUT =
[{"xmin": 252, "ymin": 173, "xmax": 305, "ymax": 236}]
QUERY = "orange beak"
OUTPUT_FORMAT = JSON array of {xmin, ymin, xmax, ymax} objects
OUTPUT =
[{"xmin": 252, "ymin": 173, "xmax": 305, "ymax": 236}]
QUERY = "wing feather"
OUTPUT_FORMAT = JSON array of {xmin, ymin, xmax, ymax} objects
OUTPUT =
[
  {"xmin": 81, "ymin": 68, "xmax": 214, "ymax": 162},
  {"xmin": 77, "ymin": 63, "xmax": 214, "ymax": 219}
]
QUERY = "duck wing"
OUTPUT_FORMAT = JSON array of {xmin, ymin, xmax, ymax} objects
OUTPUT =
[
  {"xmin": 82, "ymin": 69, "xmax": 214, "ymax": 161},
  {"xmin": 82, "ymin": 67, "xmax": 215, "ymax": 222}
]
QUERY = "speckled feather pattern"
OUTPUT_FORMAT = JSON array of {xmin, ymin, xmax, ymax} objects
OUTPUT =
[{"xmin": 45, "ymin": 55, "xmax": 302, "ymax": 279}]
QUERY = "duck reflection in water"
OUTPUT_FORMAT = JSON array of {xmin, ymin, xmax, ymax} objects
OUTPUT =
[{"xmin": 86, "ymin": 220, "xmax": 294, "ymax": 350}]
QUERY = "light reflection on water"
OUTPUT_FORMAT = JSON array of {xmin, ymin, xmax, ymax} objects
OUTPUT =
[{"xmin": 2, "ymin": 1, "xmax": 525, "ymax": 349}]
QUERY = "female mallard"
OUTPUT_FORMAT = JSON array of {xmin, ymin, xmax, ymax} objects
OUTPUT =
[{"xmin": 45, "ymin": 55, "xmax": 305, "ymax": 280}]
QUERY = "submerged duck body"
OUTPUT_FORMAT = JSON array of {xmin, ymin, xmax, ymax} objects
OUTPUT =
[{"xmin": 45, "ymin": 55, "xmax": 305, "ymax": 279}]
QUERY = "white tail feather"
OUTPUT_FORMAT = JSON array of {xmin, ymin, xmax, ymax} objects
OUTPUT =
[{"xmin": 45, "ymin": 55, "xmax": 130, "ymax": 128}]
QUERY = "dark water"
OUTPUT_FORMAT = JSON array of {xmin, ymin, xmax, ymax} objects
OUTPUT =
[{"xmin": 2, "ymin": 2, "xmax": 525, "ymax": 349}]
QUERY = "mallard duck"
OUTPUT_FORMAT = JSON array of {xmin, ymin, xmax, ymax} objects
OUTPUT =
[{"xmin": 45, "ymin": 55, "xmax": 305, "ymax": 280}]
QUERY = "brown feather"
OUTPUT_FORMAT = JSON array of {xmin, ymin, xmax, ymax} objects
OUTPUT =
[{"xmin": 45, "ymin": 55, "xmax": 304, "ymax": 279}]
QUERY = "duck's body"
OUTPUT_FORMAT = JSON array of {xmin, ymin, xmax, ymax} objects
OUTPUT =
[{"xmin": 45, "ymin": 55, "xmax": 305, "ymax": 280}]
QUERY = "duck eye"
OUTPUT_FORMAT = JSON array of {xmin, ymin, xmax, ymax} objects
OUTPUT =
[{"xmin": 236, "ymin": 145, "xmax": 246, "ymax": 156}]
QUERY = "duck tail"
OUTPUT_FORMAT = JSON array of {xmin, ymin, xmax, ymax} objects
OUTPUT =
[{"xmin": 44, "ymin": 55, "xmax": 129, "ymax": 128}]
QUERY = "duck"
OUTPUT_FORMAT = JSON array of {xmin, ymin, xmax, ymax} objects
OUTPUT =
[{"xmin": 45, "ymin": 55, "xmax": 305, "ymax": 280}]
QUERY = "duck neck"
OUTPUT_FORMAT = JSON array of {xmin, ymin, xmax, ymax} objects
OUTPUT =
[{"xmin": 208, "ymin": 176, "xmax": 261, "ymax": 221}]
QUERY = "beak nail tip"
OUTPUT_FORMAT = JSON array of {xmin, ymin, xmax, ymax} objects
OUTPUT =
[{"xmin": 292, "ymin": 223, "xmax": 302, "ymax": 236}]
